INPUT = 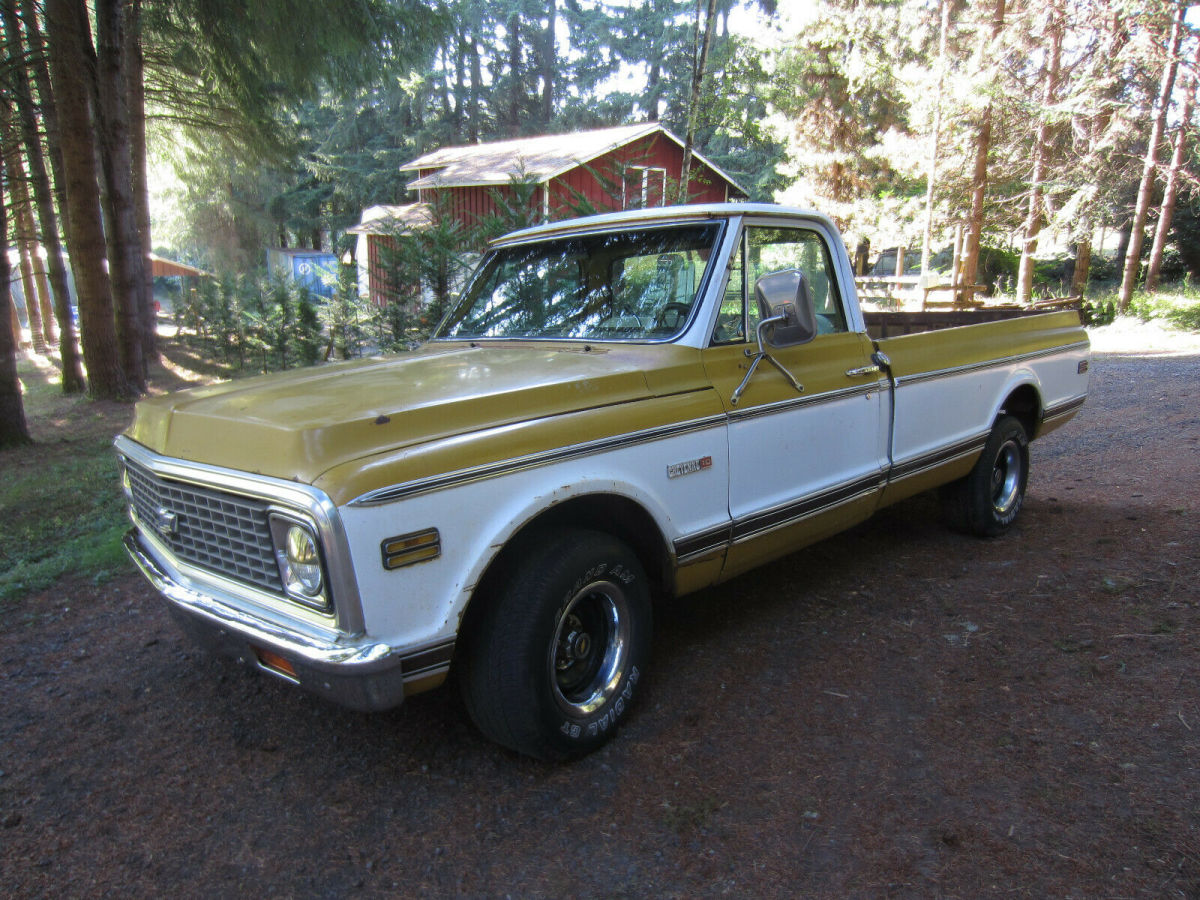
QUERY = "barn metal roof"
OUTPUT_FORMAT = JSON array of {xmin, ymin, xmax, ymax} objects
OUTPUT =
[
  {"xmin": 346, "ymin": 202, "xmax": 432, "ymax": 235},
  {"xmin": 149, "ymin": 253, "xmax": 209, "ymax": 277},
  {"xmin": 400, "ymin": 123, "xmax": 747, "ymax": 196}
]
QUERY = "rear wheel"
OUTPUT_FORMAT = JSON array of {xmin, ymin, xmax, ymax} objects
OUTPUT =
[
  {"xmin": 458, "ymin": 528, "xmax": 652, "ymax": 760},
  {"xmin": 942, "ymin": 414, "xmax": 1030, "ymax": 537}
]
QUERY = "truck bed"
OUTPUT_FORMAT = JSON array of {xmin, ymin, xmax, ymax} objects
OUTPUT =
[{"xmin": 864, "ymin": 306, "xmax": 1077, "ymax": 339}]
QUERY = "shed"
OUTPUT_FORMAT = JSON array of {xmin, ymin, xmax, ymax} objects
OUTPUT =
[{"xmin": 265, "ymin": 247, "xmax": 340, "ymax": 299}]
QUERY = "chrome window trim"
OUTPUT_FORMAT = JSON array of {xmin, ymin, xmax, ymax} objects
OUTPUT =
[
  {"xmin": 431, "ymin": 219, "xmax": 731, "ymax": 346},
  {"xmin": 115, "ymin": 434, "xmax": 364, "ymax": 635}
]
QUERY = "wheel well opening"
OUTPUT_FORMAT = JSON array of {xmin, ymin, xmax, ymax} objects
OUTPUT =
[
  {"xmin": 1001, "ymin": 385, "xmax": 1041, "ymax": 439},
  {"xmin": 458, "ymin": 494, "xmax": 672, "ymax": 650}
]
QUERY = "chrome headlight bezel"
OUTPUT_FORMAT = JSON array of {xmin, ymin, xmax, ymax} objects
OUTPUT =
[{"xmin": 268, "ymin": 512, "xmax": 331, "ymax": 612}]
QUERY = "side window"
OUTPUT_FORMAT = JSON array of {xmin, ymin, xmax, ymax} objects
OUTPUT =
[{"xmin": 746, "ymin": 226, "xmax": 847, "ymax": 336}]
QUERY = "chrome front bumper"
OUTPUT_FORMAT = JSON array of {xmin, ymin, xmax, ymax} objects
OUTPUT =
[{"xmin": 125, "ymin": 529, "xmax": 452, "ymax": 711}]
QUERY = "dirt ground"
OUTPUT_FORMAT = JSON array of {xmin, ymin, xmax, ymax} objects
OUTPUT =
[{"xmin": 2, "ymin": 326, "xmax": 1197, "ymax": 898}]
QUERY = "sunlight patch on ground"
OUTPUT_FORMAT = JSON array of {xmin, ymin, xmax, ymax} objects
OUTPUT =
[
  {"xmin": 151, "ymin": 351, "xmax": 216, "ymax": 394},
  {"xmin": 1087, "ymin": 317, "xmax": 1200, "ymax": 356}
]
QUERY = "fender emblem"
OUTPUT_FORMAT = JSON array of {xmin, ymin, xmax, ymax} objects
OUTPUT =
[{"xmin": 667, "ymin": 456, "xmax": 713, "ymax": 479}]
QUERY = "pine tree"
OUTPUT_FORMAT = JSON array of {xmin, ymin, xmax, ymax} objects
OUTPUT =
[{"xmin": 0, "ymin": 153, "xmax": 33, "ymax": 447}]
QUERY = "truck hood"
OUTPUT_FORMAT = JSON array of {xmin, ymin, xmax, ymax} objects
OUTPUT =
[{"xmin": 125, "ymin": 342, "xmax": 690, "ymax": 484}]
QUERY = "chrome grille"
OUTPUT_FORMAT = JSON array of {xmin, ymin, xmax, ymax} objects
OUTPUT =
[{"xmin": 122, "ymin": 457, "xmax": 283, "ymax": 593}]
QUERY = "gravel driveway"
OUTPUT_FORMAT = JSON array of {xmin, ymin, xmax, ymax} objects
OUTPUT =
[{"xmin": 2, "ymin": 335, "xmax": 1197, "ymax": 898}]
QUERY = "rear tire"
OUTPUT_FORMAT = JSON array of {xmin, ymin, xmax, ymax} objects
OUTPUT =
[
  {"xmin": 458, "ymin": 528, "xmax": 652, "ymax": 760},
  {"xmin": 942, "ymin": 414, "xmax": 1029, "ymax": 537}
]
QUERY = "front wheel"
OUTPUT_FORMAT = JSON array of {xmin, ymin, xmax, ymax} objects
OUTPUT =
[
  {"xmin": 457, "ymin": 528, "xmax": 652, "ymax": 760},
  {"xmin": 942, "ymin": 414, "xmax": 1030, "ymax": 537}
]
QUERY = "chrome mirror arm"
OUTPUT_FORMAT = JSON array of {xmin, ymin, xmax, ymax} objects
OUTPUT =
[{"xmin": 731, "ymin": 313, "xmax": 805, "ymax": 407}]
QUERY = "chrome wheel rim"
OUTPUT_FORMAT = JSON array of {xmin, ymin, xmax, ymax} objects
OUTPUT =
[
  {"xmin": 548, "ymin": 579, "xmax": 631, "ymax": 716},
  {"xmin": 991, "ymin": 439, "xmax": 1023, "ymax": 516}
]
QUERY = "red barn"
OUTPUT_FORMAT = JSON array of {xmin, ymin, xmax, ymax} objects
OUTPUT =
[{"xmin": 351, "ymin": 123, "xmax": 747, "ymax": 304}]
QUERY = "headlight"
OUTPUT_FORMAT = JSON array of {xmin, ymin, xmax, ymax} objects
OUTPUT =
[
  {"xmin": 285, "ymin": 525, "xmax": 322, "ymax": 595},
  {"xmin": 269, "ymin": 514, "xmax": 329, "ymax": 611}
]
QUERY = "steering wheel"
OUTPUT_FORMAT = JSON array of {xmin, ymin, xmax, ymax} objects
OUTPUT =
[{"xmin": 654, "ymin": 302, "xmax": 691, "ymax": 331}]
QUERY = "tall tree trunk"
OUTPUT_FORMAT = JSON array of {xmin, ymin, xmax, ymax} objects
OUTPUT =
[
  {"xmin": 126, "ymin": 0, "xmax": 156, "ymax": 363},
  {"xmin": 45, "ymin": 0, "xmax": 129, "ymax": 400},
  {"xmin": 2, "ymin": 0, "xmax": 85, "ymax": 392},
  {"xmin": 16, "ymin": 242, "xmax": 46, "ymax": 353},
  {"xmin": 452, "ymin": 29, "xmax": 467, "ymax": 141},
  {"xmin": 0, "ymin": 156, "xmax": 33, "ymax": 448},
  {"xmin": 1145, "ymin": 41, "xmax": 1197, "ymax": 292},
  {"xmin": 94, "ymin": 0, "xmax": 145, "ymax": 391},
  {"xmin": 1118, "ymin": 1, "xmax": 1183, "ymax": 311},
  {"xmin": 678, "ymin": 0, "xmax": 718, "ymax": 202},
  {"xmin": 20, "ymin": 0, "xmax": 70, "ymax": 239},
  {"xmin": 920, "ymin": 0, "xmax": 951, "ymax": 277},
  {"xmin": 0, "ymin": 114, "xmax": 47, "ymax": 352},
  {"xmin": 23, "ymin": 199, "xmax": 58, "ymax": 347},
  {"xmin": 645, "ymin": 61, "xmax": 661, "ymax": 121},
  {"xmin": 540, "ymin": 0, "xmax": 556, "ymax": 127},
  {"xmin": 1067, "ymin": 11, "xmax": 1126, "ymax": 301},
  {"xmin": 959, "ymin": 0, "xmax": 1006, "ymax": 296},
  {"xmin": 1016, "ymin": 4, "xmax": 1063, "ymax": 306},
  {"xmin": 6, "ymin": 140, "xmax": 60, "ymax": 347},
  {"xmin": 1070, "ymin": 231, "xmax": 1092, "ymax": 297},
  {"xmin": 468, "ymin": 33, "xmax": 481, "ymax": 143},
  {"xmin": 506, "ymin": 11, "xmax": 521, "ymax": 136}
]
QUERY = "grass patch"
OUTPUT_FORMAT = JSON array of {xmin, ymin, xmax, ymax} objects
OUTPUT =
[
  {"xmin": 0, "ymin": 432, "xmax": 130, "ymax": 603},
  {"xmin": 2, "ymin": 335, "xmax": 230, "ymax": 607},
  {"xmin": 1117, "ymin": 283, "xmax": 1200, "ymax": 332},
  {"xmin": 1, "ymin": 355, "xmax": 141, "ymax": 606}
]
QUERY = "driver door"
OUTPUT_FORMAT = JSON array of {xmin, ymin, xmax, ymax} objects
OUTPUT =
[{"xmin": 702, "ymin": 221, "xmax": 890, "ymax": 578}]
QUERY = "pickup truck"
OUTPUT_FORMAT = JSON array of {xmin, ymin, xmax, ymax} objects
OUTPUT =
[{"xmin": 116, "ymin": 204, "xmax": 1089, "ymax": 760}]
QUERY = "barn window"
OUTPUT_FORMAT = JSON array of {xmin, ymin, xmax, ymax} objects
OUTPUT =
[{"xmin": 624, "ymin": 166, "xmax": 667, "ymax": 210}]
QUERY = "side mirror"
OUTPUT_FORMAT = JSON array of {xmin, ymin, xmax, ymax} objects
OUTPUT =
[{"xmin": 754, "ymin": 269, "xmax": 817, "ymax": 347}]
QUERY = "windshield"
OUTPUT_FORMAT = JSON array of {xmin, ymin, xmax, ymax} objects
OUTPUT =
[{"xmin": 436, "ymin": 223, "xmax": 722, "ymax": 341}]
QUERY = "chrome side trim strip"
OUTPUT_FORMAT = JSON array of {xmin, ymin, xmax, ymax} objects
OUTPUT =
[
  {"xmin": 727, "ymin": 381, "xmax": 881, "ymax": 422},
  {"xmin": 731, "ymin": 471, "xmax": 886, "ymax": 543},
  {"xmin": 894, "ymin": 340, "xmax": 1091, "ymax": 388},
  {"xmin": 888, "ymin": 432, "xmax": 990, "ymax": 483},
  {"xmin": 671, "ymin": 428, "xmax": 996, "ymax": 557},
  {"xmin": 352, "ymin": 384, "xmax": 884, "ymax": 507},
  {"xmin": 1042, "ymin": 394, "xmax": 1087, "ymax": 423},
  {"xmin": 674, "ymin": 523, "xmax": 733, "ymax": 564},
  {"xmin": 672, "ymin": 471, "xmax": 886, "ymax": 558},
  {"xmin": 351, "ymin": 413, "xmax": 728, "ymax": 506},
  {"xmin": 352, "ymin": 342, "xmax": 1086, "ymax": 508}
]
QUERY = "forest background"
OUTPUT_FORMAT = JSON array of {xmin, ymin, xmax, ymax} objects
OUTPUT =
[{"xmin": 2, "ymin": 0, "xmax": 1200, "ymax": 436}]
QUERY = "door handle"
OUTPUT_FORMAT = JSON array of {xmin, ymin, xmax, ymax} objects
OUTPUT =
[{"xmin": 845, "ymin": 365, "xmax": 882, "ymax": 378}]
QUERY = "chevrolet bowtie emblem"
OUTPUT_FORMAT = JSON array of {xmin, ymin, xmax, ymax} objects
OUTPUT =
[{"xmin": 155, "ymin": 507, "xmax": 179, "ymax": 537}]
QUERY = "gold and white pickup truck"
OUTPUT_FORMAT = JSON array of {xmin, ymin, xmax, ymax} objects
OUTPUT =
[{"xmin": 117, "ymin": 204, "xmax": 1089, "ymax": 759}]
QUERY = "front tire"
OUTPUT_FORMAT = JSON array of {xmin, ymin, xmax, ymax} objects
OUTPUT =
[
  {"xmin": 942, "ymin": 414, "xmax": 1030, "ymax": 537},
  {"xmin": 458, "ymin": 528, "xmax": 652, "ymax": 760}
]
